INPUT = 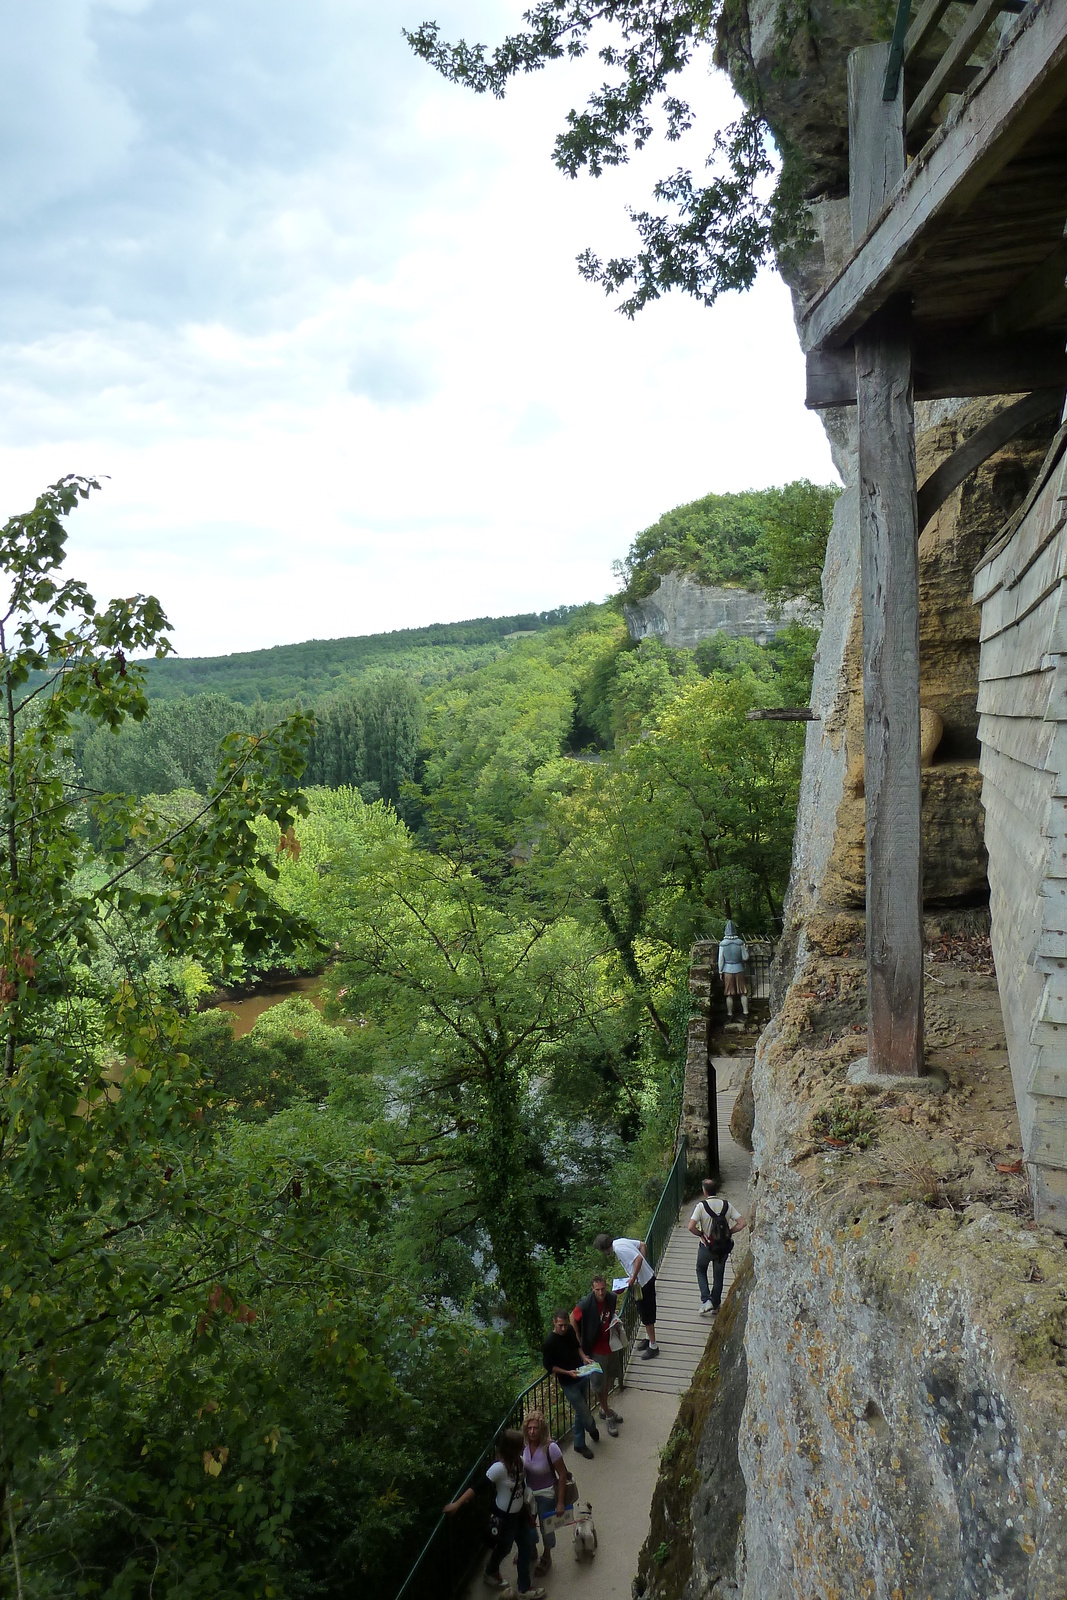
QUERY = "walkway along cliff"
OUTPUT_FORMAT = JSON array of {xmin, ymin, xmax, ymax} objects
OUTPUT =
[{"xmin": 637, "ymin": 4, "xmax": 1067, "ymax": 1596}]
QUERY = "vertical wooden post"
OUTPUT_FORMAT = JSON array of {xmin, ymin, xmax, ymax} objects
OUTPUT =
[{"xmin": 850, "ymin": 44, "xmax": 925, "ymax": 1076}]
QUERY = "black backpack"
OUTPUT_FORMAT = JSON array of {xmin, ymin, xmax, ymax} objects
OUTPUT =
[{"xmin": 702, "ymin": 1199, "xmax": 733, "ymax": 1261}]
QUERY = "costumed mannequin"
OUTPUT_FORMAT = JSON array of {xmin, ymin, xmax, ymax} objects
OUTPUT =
[{"xmin": 718, "ymin": 920, "xmax": 750, "ymax": 1018}]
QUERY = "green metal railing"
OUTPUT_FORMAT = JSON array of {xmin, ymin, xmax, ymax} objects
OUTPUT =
[{"xmin": 393, "ymin": 1134, "xmax": 688, "ymax": 1600}]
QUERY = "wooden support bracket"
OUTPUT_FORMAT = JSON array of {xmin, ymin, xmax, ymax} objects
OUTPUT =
[
  {"xmin": 917, "ymin": 387, "xmax": 1063, "ymax": 528},
  {"xmin": 806, "ymin": 335, "xmax": 1067, "ymax": 409}
]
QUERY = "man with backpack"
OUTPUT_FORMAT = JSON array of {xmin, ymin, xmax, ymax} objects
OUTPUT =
[{"xmin": 688, "ymin": 1177, "xmax": 746, "ymax": 1315}]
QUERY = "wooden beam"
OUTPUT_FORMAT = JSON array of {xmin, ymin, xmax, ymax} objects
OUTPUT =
[
  {"xmin": 806, "ymin": 334, "xmax": 1067, "ymax": 407},
  {"xmin": 857, "ymin": 302, "xmax": 925, "ymax": 1076},
  {"xmin": 850, "ymin": 43, "xmax": 925, "ymax": 1076},
  {"xmin": 745, "ymin": 708, "xmax": 820, "ymax": 721},
  {"xmin": 801, "ymin": 0, "xmax": 1067, "ymax": 353},
  {"xmin": 904, "ymin": 0, "xmax": 951, "ymax": 71},
  {"xmin": 916, "ymin": 388, "xmax": 1063, "ymax": 528},
  {"xmin": 907, "ymin": 0, "xmax": 1007, "ymax": 140},
  {"xmin": 850, "ymin": 46, "xmax": 907, "ymax": 242}
]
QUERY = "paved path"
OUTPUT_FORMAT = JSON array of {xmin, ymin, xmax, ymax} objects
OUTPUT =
[{"xmin": 462, "ymin": 1071, "xmax": 752, "ymax": 1600}]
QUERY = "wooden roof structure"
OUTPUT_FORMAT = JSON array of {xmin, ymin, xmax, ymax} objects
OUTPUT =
[{"xmin": 804, "ymin": 0, "xmax": 1067, "ymax": 406}]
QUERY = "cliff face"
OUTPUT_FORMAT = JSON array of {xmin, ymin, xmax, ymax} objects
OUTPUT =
[
  {"xmin": 638, "ymin": 7, "xmax": 1067, "ymax": 1596},
  {"xmin": 623, "ymin": 573, "xmax": 813, "ymax": 649}
]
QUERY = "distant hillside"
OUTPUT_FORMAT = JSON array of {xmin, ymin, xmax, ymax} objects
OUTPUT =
[{"xmin": 141, "ymin": 608, "xmax": 586, "ymax": 705}]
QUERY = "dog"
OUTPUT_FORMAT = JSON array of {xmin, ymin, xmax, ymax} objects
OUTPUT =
[{"xmin": 572, "ymin": 1503, "xmax": 598, "ymax": 1562}]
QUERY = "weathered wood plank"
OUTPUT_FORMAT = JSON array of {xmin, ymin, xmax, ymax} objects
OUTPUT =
[
  {"xmin": 978, "ymin": 710, "xmax": 1057, "ymax": 770},
  {"xmin": 978, "ymin": 591, "xmax": 1064, "ymax": 678},
  {"xmin": 1036, "ymin": 963, "xmax": 1067, "ymax": 1028},
  {"xmin": 801, "ymin": 0, "xmax": 1067, "ymax": 352},
  {"xmin": 979, "ymin": 542, "xmax": 1067, "ymax": 644},
  {"xmin": 850, "ymin": 43, "xmax": 924, "ymax": 1077},
  {"xmin": 905, "ymin": 0, "xmax": 955, "ymax": 67},
  {"xmin": 907, "ymin": 0, "xmax": 1008, "ymax": 140},
  {"xmin": 858, "ymin": 309, "xmax": 924, "ymax": 1074},
  {"xmin": 974, "ymin": 496, "xmax": 1066, "ymax": 609},
  {"xmin": 850, "ymin": 45, "xmax": 906, "ymax": 244},
  {"xmin": 806, "ymin": 336, "xmax": 1067, "ymax": 408},
  {"xmin": 975, "ymin": 669, "xmax": 1054, "ymax": 719},
  {"xmin": 979, "ymin": 743, "xmax": 1055, "ymax": 833}
]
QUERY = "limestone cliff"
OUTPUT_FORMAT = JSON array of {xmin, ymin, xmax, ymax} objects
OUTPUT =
[
  {"xmin": 623, "ymin": 573, "xmax": 814, "ymax": 650},
  {"xmin": 636, "ymin": 6, "xmax": 1067, "ymax": 1597}
]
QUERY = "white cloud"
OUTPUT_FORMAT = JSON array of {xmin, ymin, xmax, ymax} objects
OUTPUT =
[{"xmin": 0, "ymin": 0, "xmax": 836, "ymax": 656}]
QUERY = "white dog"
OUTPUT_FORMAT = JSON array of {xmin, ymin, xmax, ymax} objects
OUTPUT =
[{"xmin": 572, "ymin": 1503, "xmax": 598, "ymax": 1562}]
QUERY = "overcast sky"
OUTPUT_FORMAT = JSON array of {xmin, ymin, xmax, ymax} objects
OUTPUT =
[{"xmin": 0, "ymin": 0, "xmax": 836, "ymax": 658}]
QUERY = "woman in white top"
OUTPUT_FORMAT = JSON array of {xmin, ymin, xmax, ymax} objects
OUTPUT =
[{"xmin": 443, "ymin": 1428, "xmax": 545, "ymax": 1598}]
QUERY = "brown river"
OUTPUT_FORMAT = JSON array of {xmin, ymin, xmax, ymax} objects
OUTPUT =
[{"xmin": 212, "ymin": 973, "xmax": 324, "ymax": 1037}]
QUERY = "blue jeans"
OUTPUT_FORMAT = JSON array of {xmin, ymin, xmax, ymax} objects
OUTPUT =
[
  {"xmin": 488, "ymin": 1511, "xmax": 536, "ymax": 1590},
  {"xmin": 696, "ymin": 1242, "xmax": 729, "ymax": 1309},
  {"xmin": 558, "ymin": 1376, "xmax": 595, "ymax": 1449},
  {"xmin": 532, "ymin": 1486, "xmax": 559, "ymax": 1551}
]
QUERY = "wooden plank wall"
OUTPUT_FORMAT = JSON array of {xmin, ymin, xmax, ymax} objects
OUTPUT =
[{"xmin": 975, "ymin": 430, "xmax": 1067, "ymax": 1230}]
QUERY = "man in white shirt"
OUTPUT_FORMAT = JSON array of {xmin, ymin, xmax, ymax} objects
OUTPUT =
[
  {"xmin": 594, "ymin": 1232, "xmax": 659, "ymax": 1360},
  {"xmin": 687, "ymin": 1176, "xmax": 745, "ymax": 1315}
]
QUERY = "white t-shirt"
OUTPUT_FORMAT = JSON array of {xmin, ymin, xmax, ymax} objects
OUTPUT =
[
  {"xmin": 690, "ymin": 1197, "xmax": 742, "ymax": 1241},
  {"xmin": 486, "ymin": 1460, "xmax": 536, "ymax": 1513},
  {"xmin": 613, "ymin": 1236, "xmax": 654, "ymax": 1288}
]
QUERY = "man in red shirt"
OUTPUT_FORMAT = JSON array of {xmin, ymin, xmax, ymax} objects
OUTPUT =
[{"xmin": 570, "ymin": 1274, "xmax": 624, "ymax": 1438}]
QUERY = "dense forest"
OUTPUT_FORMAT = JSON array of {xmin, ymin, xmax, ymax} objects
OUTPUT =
[
  {"xmin": 0, "ymin": 475, "xmax": 833, "ymax": 1597},
  {"xmin": 138, "ymin": 610, "xmax": 584, "ymax": 705}
]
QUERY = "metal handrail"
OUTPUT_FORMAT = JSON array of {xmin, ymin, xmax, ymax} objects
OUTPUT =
[{"xmin": 393, "ymin": 1135, "xmax": 689, "ymax": 1600}]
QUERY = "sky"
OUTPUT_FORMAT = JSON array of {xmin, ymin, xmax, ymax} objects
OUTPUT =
[{"xmin": 0, "ymin": 0, "xmax": 836, "ymax": 658}]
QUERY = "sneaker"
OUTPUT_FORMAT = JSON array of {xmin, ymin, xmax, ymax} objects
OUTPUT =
[
  {"xmin": 607, "ymin": 1409, "xmax": 624, "ymax": 1424},
  {"xmin": 483, "ymin": 1572, "xmax": 506, "ymax": 1589},
  {"xmin": 518, "ymin": 1589, "xmax": 547, "ymax": 1599},
  {"xmin": 588, "ymin": 1423, "xmax": 600, "ymax": 1442},
  {"xmin": 636, "ymin": 1337, "xmax": 650, "ymax": 1351},
  {"xmin": 575, "ymin": 1443, "xmax": 594, "ymax": 1459},
  {"xmin": 640, "ymin": 1345, "xmax": 660, "ymax": 1361},
  {"xmin": 700, "ymin": 1301, "xmax": 715, "ymax": 1316},
  {"xmin": 606, "ymin": 1416, "xmax": 618, "ymax": 1437}
]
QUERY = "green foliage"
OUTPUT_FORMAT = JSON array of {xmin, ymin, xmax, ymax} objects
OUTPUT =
[
  {"xmin": 0, "ymin": 480, "xmax": 324, "ymax": 1593},
  {"xmin": 303, "ymin": 674, "xmax": 424, "ymax": 811},
  {"xmin": 616, "ymin": 480, "xmax": 839, "ymax": 604},
  {"xmin": 78, "ymin": 690, "xmax": 254, "ymax": 798},
  {"xmin": 812, "ymin": 1097, "xmax": 877, "ymax": 1150},
  {"xmin": 405, "ymin": 2, "xmax": 815, "ymax": 315}
]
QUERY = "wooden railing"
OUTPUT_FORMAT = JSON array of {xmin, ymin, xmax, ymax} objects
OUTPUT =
[
  {"xmin": 393, "ymin": 1136, "xmax": 688, "ymax": 1600},
  {"xmin": 883, "ymin": 0, "xmax": 1032, "ymax": 150}
]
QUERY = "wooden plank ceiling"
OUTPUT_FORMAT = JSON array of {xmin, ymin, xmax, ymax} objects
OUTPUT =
[{"xmin": 801, "ymin": 0, "xmax": 1067, "ymax": 402}]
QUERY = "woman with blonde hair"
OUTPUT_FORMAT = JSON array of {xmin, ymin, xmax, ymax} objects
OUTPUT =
[{"xmin": 521, "ymin": 1409, "xmax": 567, "ymax": 1577}]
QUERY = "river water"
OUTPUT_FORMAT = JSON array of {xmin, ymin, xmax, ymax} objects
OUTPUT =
[{"xmin": 213, "ymin": 973, "xmax": 324, "ymax": 1037}]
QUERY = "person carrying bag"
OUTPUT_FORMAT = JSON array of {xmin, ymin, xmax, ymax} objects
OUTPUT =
[
  {"xmin": 443, "ymin": 1428, "xmax": 546, "ymax": 1598},
  {"xmin": 687, "ymin": 1176, "xmax": 746, "ymax": 1315}
]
